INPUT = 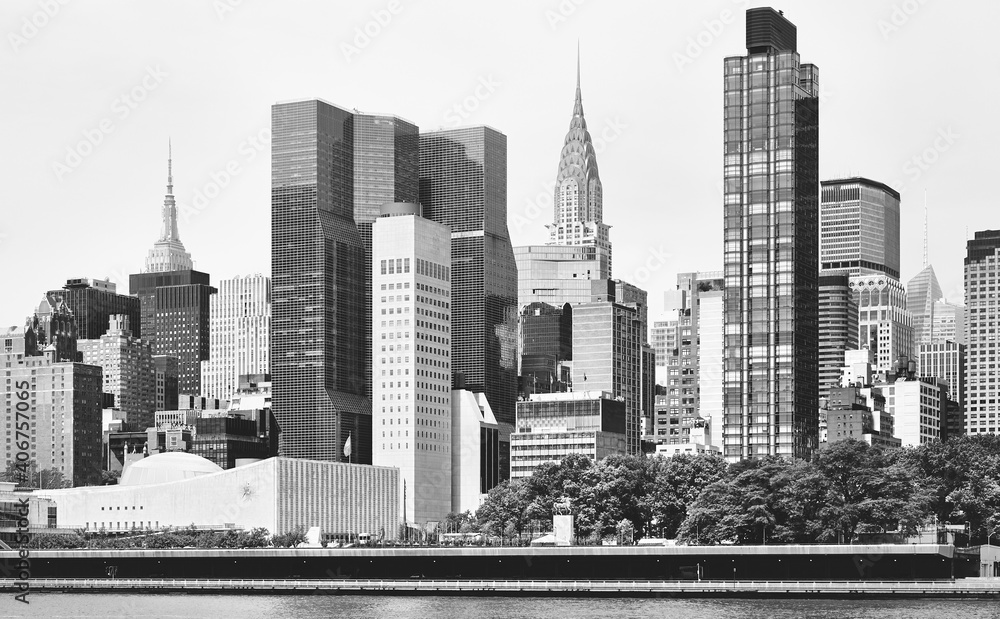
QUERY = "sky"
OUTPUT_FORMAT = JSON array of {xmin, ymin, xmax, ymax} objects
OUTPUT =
[{"xmin": 1, "ymin": 0, "xmax": 996, "ymax": 327}]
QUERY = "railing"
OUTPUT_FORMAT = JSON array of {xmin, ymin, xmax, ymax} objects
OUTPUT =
[{"xmin": 2, "ymin": 578, "xmax": 999, "ymax": 593}]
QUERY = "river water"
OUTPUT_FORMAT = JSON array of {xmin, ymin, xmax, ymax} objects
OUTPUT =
[{"xmin": 3, "ymin": 594, "xmax": 1000, "ymax": 619}]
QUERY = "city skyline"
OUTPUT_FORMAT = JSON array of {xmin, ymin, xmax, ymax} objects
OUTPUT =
[{"xmin": 2, "ymin": 0, "xmax": 994, "ymax": 327}]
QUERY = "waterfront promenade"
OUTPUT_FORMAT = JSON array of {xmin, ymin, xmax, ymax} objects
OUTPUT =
[{"xmin": 4, "ymin": 577, "xmax": 1000, "ymax": 598}]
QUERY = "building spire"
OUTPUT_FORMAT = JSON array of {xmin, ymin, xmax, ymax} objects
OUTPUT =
[
  {"xmin": 167, "ymin": 137, "xmax": 173, "ymax": 195},
  {"xmin": 922, "ymin": 191, "xmax": 928, "ymax": 268}
]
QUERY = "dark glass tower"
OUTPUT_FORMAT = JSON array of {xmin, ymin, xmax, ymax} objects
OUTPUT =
[
  {"xmin": 722, "ymin": 8, "xmax": 820, "ymax": 461},
  {"xmin": 419, "ymin": 127, "xmax": 519, "ymax": 427},
  {"xmin": 519, "ymin": 301, "xmax": 573, "ymax": 395},
  {"xmin": 129, "ymin": 270, "xmax": 214, "ymax": 396},
  {"xmin": 47, "ymin": 278, "xmax": 141, "ymax": 340},
  {"xmin": 271, "ymin": 99, "xmax": 371, "ymax": 463},
  {"xmin": 353, "ymin": 114, "xmax": 420, "ymax": 400}
]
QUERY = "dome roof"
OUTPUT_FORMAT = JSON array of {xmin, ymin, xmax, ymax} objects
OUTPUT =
[{"xmin": 120, "ymin": 452, "xmax": 223, "ymax": 487}]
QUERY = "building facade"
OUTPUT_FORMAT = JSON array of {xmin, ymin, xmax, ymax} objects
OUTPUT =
[
  {"xmin": 78, "ymin": 315, "xmax": 156, "ymax": 430},
  {"xmin": 46, "ymin": 278, "xmax": 141, "ymax": 340},
  {"xmin": 519, "ymin": 301, "xmax": 573, "ymax": 396},
  {"xmin": 510, "ymin": 391, "xmax": 626, "ymax": 479},
  {"xmin": 819, "ymin": 178, "xmax": 901, "ymax": 279},
  {"xmin": 919, "ymin": 340, "xmax": 965, "ymax": 410},
  {"xmin": 201, "ymin": 274, "xmax": 271, "ymax": 401},
  {"xmin": 818, "ymin": 274, "xmax": 859, "ymax": 402},
  {"xmin": 451, "ymin": 389, "xmax": 500, "ymax": 514},
  {"xmin": 2, "ymin": 326, "xmax": 102, "ymax": 487},
  {"xmin": 419, "ymin": 126, "xmax": 518, "ymax": 428},
  {"xmin": 907, "ymin": 264, "xmax": 944, "ymax": 349},
  {"xmin": 722, "ymin": 8, "xmax": 820, "ymax": 461},
  {"xmin": 964, "ymin": 230, "xmax": 1000, "ymax": 435},
  {"xmin": 153, "ymin": 355, "xmax": 179, "ymax": 412},
  {"xmin": 271, "ymin": 99, "xmax": 371, "ymax": 463},
  {"xmin": 372, "ymin": 203, "xmax": 453, "ymax": 525},
  {"xmin": 571, "ymin": 301, "xmax": 650, "ymax": 455}
]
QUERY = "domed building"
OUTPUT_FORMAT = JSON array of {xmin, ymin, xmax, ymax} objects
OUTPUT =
[{"xmin": 120, "ymin": 452, "xmax": 224, "ymax": 487}]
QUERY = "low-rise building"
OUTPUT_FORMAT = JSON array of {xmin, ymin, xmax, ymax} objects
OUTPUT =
[{"xmin": 510, "ymin": 391, "xmax": 627, "ymax": 479}]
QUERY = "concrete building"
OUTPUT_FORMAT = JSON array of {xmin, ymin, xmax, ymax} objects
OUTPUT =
[
  {"xmin": 919, "ymin": 340, "xmax": 965, "ymax": 410},
  {"xmin": 270, "ymin": 99, "xmax": 370, "ymax": 463},
  {"xmin": 649, "ymin": 394, "xmax": 719, "ymax": 457},
  {"xmin": 451, "ymin": 390, "xmax": 500, "ymax": 514},
  {"xmin": 849, "ymin": 275, "xmax": 914, "ymax": 376},
  {"xmin": 1, "ymin": 323, "xmax": 102, "ymax": 487},
  {"xmin": 964, "ymin": 230, "xmax": 1000, "ymax": 436},
  {"xmin": 722, "ymin": 8, "xmax": 820, "ymax": 461},
  {"xmin": 78, "ymin": 315, "xmax": 155, "ymax": 430},
  {"xmin": 510, "ymin": 391, "xmax": 626, "ymax": 479},
  {"xmin": 201, "ymin": 274, "xmax": 271, "ymax": 401},
  {"xmin": 39, "ymin": 454, "xmax": 400, "ymax": 540},
  {"xmin": 819, "ymin": 178, "xmax": 901, "ymax": 280},
  {"xmin": 882, "ymin": 358, "xmax": 945, "ymax": 447},
  {"xmin": 0, "ymin": 482, "xmax": 60, "ymax": 542},
  {"xmin": 650, "ymin": 318, "xmax": 677, "ymax": 387},
  {"xmin": 819, "ymin": 274, "xmax": 859, "ymax": 401},
  {"xmin": 46, "ymin": 277, "xmax": 141, "ymax": 340},
  {"xmin": 572, "ymin": 301, "xmax": 651, "ymax": 455},
  {"xmin": 372, "ymin": 203, "xmax": 453, "ymax": 525},
  {"xmin": 659, "ymin": 272, "xmax": 725, "ymax": 450}
]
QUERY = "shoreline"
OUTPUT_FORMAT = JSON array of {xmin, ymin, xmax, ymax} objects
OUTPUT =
[{"xmin": 5, "ymin": 578, "xmax": 1000, "ymax": 598}]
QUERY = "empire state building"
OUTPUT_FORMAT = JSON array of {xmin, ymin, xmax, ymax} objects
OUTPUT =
[{"xmin": 144, "ymin": 141, "xmax": 194, "ymax": 273}]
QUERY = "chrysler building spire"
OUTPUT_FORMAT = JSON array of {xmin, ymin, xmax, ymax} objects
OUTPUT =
[{"xmin": 546, "ymin": 46, "xmax": 612, "ymax": 275}]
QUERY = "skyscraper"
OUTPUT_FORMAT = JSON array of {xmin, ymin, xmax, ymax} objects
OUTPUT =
[
  {"xmin": 819, "ymin": 178, "xmax": 901, "ymax": 279},
  {"xmin": 46, "ymin": 278, "xmax": 141, "ymax": 340},
  {"xmin": 819, "ymin": 177, "xmax": 910, "ymax": 375},
  {"xmin": 130, "ymin": 147, "xmax": 215, "ymax": 396},
  {"xmin": 78, "ymin": 314, "xmax": 155, "ymax": 430},
  {"xmin": 722, "ymin": 8, "xmax": 820, "ymax": 461},
  {"xmin": 571, "ymin": 300, "xmax": 650, "ymax": 455},
  {"xmin": 271, "ymin": 99, "xmax": 370, "ymax": 463},
  {"xmin": 372, "ymin": 202, "xmax": 452, "ymax": 524},
  {"xmin": 419, "ymin": 126, "xmax": 518, "ymax": 427},
  {"xmin": 518, "ymin": 301, "xmax": 572, "ymax": 395},
  {"xmin": 144, "ymin": 141, "xmax": 194, "ymax": 274},
  {"xmin": 516, "ymin": 53, "xmax": 614, "ymax": 307},
  {"xmin": 201, "ymin": 274, "xmax": 271, "ymax": 401},
  {"xmin": 546, "ymin": 50, "xmax": 612, "ymax": 275},
  {"xmin": 353, "ymin": 114, "xmax": 420, "ymax": 400},
  {"xmin": 2, "ymin": 317, "xmax": 103, "ymax": 487},
  {"xmin": 907, "ymin": 264, "xmax": 943, "ymax": 347},
  {"xmin": 818, "ymin": 274, "xmax": 859, "ymax": 401},
  {"xmin": 964, "ymin": 230, "xmax": 1000, "ymax": 435}
]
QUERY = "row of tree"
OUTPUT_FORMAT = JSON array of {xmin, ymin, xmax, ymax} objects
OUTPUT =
[
  {"xmin": 28, "ymin": 526, "xmax": 282, "ymax": 549},
  {"xmin": 469, "ymin": 436, "xmax": 1000, "ymax": 545}
]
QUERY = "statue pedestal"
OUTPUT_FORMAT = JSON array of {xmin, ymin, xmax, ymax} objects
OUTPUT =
[{"xmin": 553, "ymin": 514, "xmax": 575, "ymax": 546}]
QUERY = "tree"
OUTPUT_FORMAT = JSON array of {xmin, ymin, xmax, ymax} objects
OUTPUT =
[
  {"xmin": 273, "ymin": 527, "xmax": 308, "ymax": 548},
  {"xmin": 101, "ymin": 470, "xmax": 120, "ymax": 485},
  {"xmin": 1, "ymin": 460, "xmax": 70, "ymax": 489},
  {"xmin": 476, "ymin": 480, "xmax": 531, "ymax": 543},
  {"xmin": 644, "ymin": 453, "xmax": 728, "ymax": 539}
]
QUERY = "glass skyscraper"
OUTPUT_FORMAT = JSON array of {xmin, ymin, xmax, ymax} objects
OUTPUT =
[
  {"xmin": 722, "ymin": 8, "xmax": 820, "ymax": 461},
  {"xmin": 419, "ymin": 127, "xmax": 519, "ymax": 428},
  {"xmin": 353, "ymin": 115, "xmax": 420, "ymax": 400},
  {"xmin": 271, "ymin": 99, "xmax": 371, "ymax": 463},
  {"xmin": 819, "ymin": 178, "xmax": 901, "ymax": 279}
]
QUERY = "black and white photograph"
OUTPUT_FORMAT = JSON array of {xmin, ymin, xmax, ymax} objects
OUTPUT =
[{"xmin": 1, "ymin": 1, "xmax": 999, "ymax": 617}]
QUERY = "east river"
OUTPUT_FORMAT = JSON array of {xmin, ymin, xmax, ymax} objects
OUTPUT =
[{"xmin": 4, "ymin": 594, "xmax": 1000, "ymax": 619}]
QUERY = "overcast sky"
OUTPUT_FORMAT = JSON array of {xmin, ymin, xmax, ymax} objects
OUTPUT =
[{"xmin": 2, "ymin": 0, "xmax": 995, "ymax": 327}]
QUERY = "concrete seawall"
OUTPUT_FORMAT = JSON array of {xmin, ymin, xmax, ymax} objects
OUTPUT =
[{"xmin": 4, "ymin": 577, "xmax": 1000, "ymax": 598}]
